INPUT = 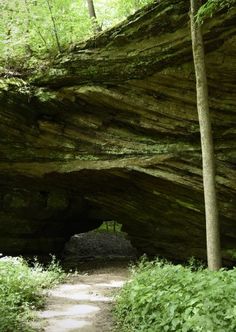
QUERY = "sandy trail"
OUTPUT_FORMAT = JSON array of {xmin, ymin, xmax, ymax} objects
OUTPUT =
[{"xmin": 37, "ymin": 263, "xmax": 130, "ymax": 332}]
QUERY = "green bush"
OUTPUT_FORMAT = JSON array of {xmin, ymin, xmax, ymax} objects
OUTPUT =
[
  {"xmin": 197, "ymin": 0, "xmax": 236, "ymax": 23},
  {"xmin": 0, "ymin": 255, "xmax": 64, "ymax": 332},
  {"xmin": 114, "ymin": 258, "xmax": 236, "ymax": 332}
]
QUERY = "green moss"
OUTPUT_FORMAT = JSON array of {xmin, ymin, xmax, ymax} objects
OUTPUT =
[
  {"xmin": 47, "ymin": 192, "xmax": 68, "ymax": 210},
  {"xmin": 35, "ymin": 88, "xmax": 58, "ymax": 103},
  {"xmin": 3, "ymin": 193, "xmax": 29, "ymax": 209},
  {"xmin": 175, "ymin": 199, "xmax": 201, "ymax": 212},
  {"xmin": 223, "ymin": 249, "xmax": 236, "ymax": 260},
  {"xmin": 0, "ymin": 78, "xmax": 30, "ymax": 96},
  {"xmin": 86, "ymin": 66, "xmax": 98, "ymax": 75},
  {"xmin": 75, "ymin": 155, "xmax": 99, "ymax": 161},
  {"xmin": 105, "ymin": 142, "xmax": 199, "ymax": 155}
]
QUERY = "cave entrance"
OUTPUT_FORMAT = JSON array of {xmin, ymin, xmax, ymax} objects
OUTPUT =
[{"xmin": 62, "ymin": 220, "xmax": 137, "ymax": 270}]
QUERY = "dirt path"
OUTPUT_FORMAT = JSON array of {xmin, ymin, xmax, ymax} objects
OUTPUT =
[{"xmin": 37, "ymin": 263, "xmax": 130, "ymax": 332}]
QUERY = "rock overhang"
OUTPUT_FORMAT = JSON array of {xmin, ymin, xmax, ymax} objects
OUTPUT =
[{"xmin": 0, "ymin": 0, "xmax": 235, "ymax": 264}]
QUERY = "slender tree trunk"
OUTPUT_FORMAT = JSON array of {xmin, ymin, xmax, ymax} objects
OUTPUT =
[
  {"xmin": 86, "ymin": 0, "xmax": 102, "ymax": 34},
  {"xmin": 46, "ymin": 0, "xmax": 62, "ymax": 53},
  {"xmin": 24, "ymin": 0, "xmax": 49, "ymax": 51},
  {"xmin": 190, "ymin": 0, "xmax": 221, "ymax": 271}
]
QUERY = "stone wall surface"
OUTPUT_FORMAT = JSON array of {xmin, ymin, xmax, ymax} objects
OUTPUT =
[{"xmin": 0, "ymin": 0, "xmax": 235, "ymax": 264}]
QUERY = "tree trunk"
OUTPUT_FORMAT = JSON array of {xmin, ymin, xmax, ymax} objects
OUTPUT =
[
  {"xmin": 46, "ymin": 0, "xmax": 62, "ymax": 53},
  {"xmin": 190, "ymin": 0, "xmax": 222, "ymax": 271},
  {"xmin": 86, "ymin": 0, "xmax": 102, "ymax": 33}
]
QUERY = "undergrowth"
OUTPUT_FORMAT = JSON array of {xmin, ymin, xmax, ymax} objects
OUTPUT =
[
  {"xmin": 114, "ymin": 258, "xmax": 236, "ymax": 332},
  {"xmin": 197, "ymin": 0, "xmax": 236, "ymax": 23},
  {"xmin": 0, "ymin": 255, "xmax": 65, "ymax": 332}
]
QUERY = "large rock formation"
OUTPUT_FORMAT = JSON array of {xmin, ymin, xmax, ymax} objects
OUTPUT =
[{"xmin": 0, "ymin": 0, "xmax": 235, "ymax": 264}]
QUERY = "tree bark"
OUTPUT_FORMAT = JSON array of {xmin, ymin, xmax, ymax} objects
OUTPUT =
[
  {"xmin": 86, "ymin": 0, "xmax": 102, "ymax": 34},
  {"xmin": 190, "ymin": 0, "xmax": 222, "ymax": 271}
]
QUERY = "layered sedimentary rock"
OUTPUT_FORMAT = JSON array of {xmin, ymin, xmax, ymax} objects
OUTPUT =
[{"xmin": 0, "ymin": 0, "xmax": 235, "ymax": 263}]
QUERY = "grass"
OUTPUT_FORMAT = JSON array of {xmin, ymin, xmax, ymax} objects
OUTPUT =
[
  {"xmin": 114, "ymin": 257, "xmax": 236, "ymax": 332},
  {"xmin": 0, "ymin": 255, "xmax": 65, "ymax": 332}
]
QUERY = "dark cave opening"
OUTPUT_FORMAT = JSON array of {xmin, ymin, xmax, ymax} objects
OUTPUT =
[{"xmin": 62, "ymin": 221, "xmax": 138, "ymax": 269}]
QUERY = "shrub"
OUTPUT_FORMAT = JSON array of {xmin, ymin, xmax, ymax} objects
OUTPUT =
[
  {"xmin": 114, "ymin": 258, "xmax": 236, "ymax": 332},
  {"xmin": 0, "ymin": 255, "xmax": 64, "ymax": 332},
  {"xmin": 197, "ymin": 0, "xmax": 236, "ymax": 23}
]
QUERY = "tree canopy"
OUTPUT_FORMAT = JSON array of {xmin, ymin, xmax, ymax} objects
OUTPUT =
[{"xmin": 0, "ymin": 0, "xmax": 153, "ymax": 69}]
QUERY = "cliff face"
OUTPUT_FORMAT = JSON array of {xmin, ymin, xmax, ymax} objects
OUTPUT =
[{"xmin": 0, "ymin": 0, "xmax": 235, "ymax": 263}]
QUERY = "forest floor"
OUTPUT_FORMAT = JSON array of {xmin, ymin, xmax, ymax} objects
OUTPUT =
[{"xmin": 35, "ymin": 261, "xmax": 130, "ymax": 332}]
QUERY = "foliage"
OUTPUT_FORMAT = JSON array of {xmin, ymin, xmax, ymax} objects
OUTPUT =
[
  {"xmin": 93, "ymin": 221, "xmax": 124, "ymax": 234},
  {"xmin": 102, "ymin": 0, "xmax": 153, "ymax": 22},
  {"xmin": 197, "ymin": 0, "xmax": 236, "ymax": 23},
  {"xmin": 0, "ymin": 0, "xmax": 92, "ymax": 66},
  {"xmin": 114, "ymin": 258, "xmax": 236, "ymax": 332},
  {"xmin": 0, "ymin": 255, "xmax": 65, "ymax": 332},
  {"xmin": 0, "ymin": 0, "xmax": 153, "ymax": 69}
]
